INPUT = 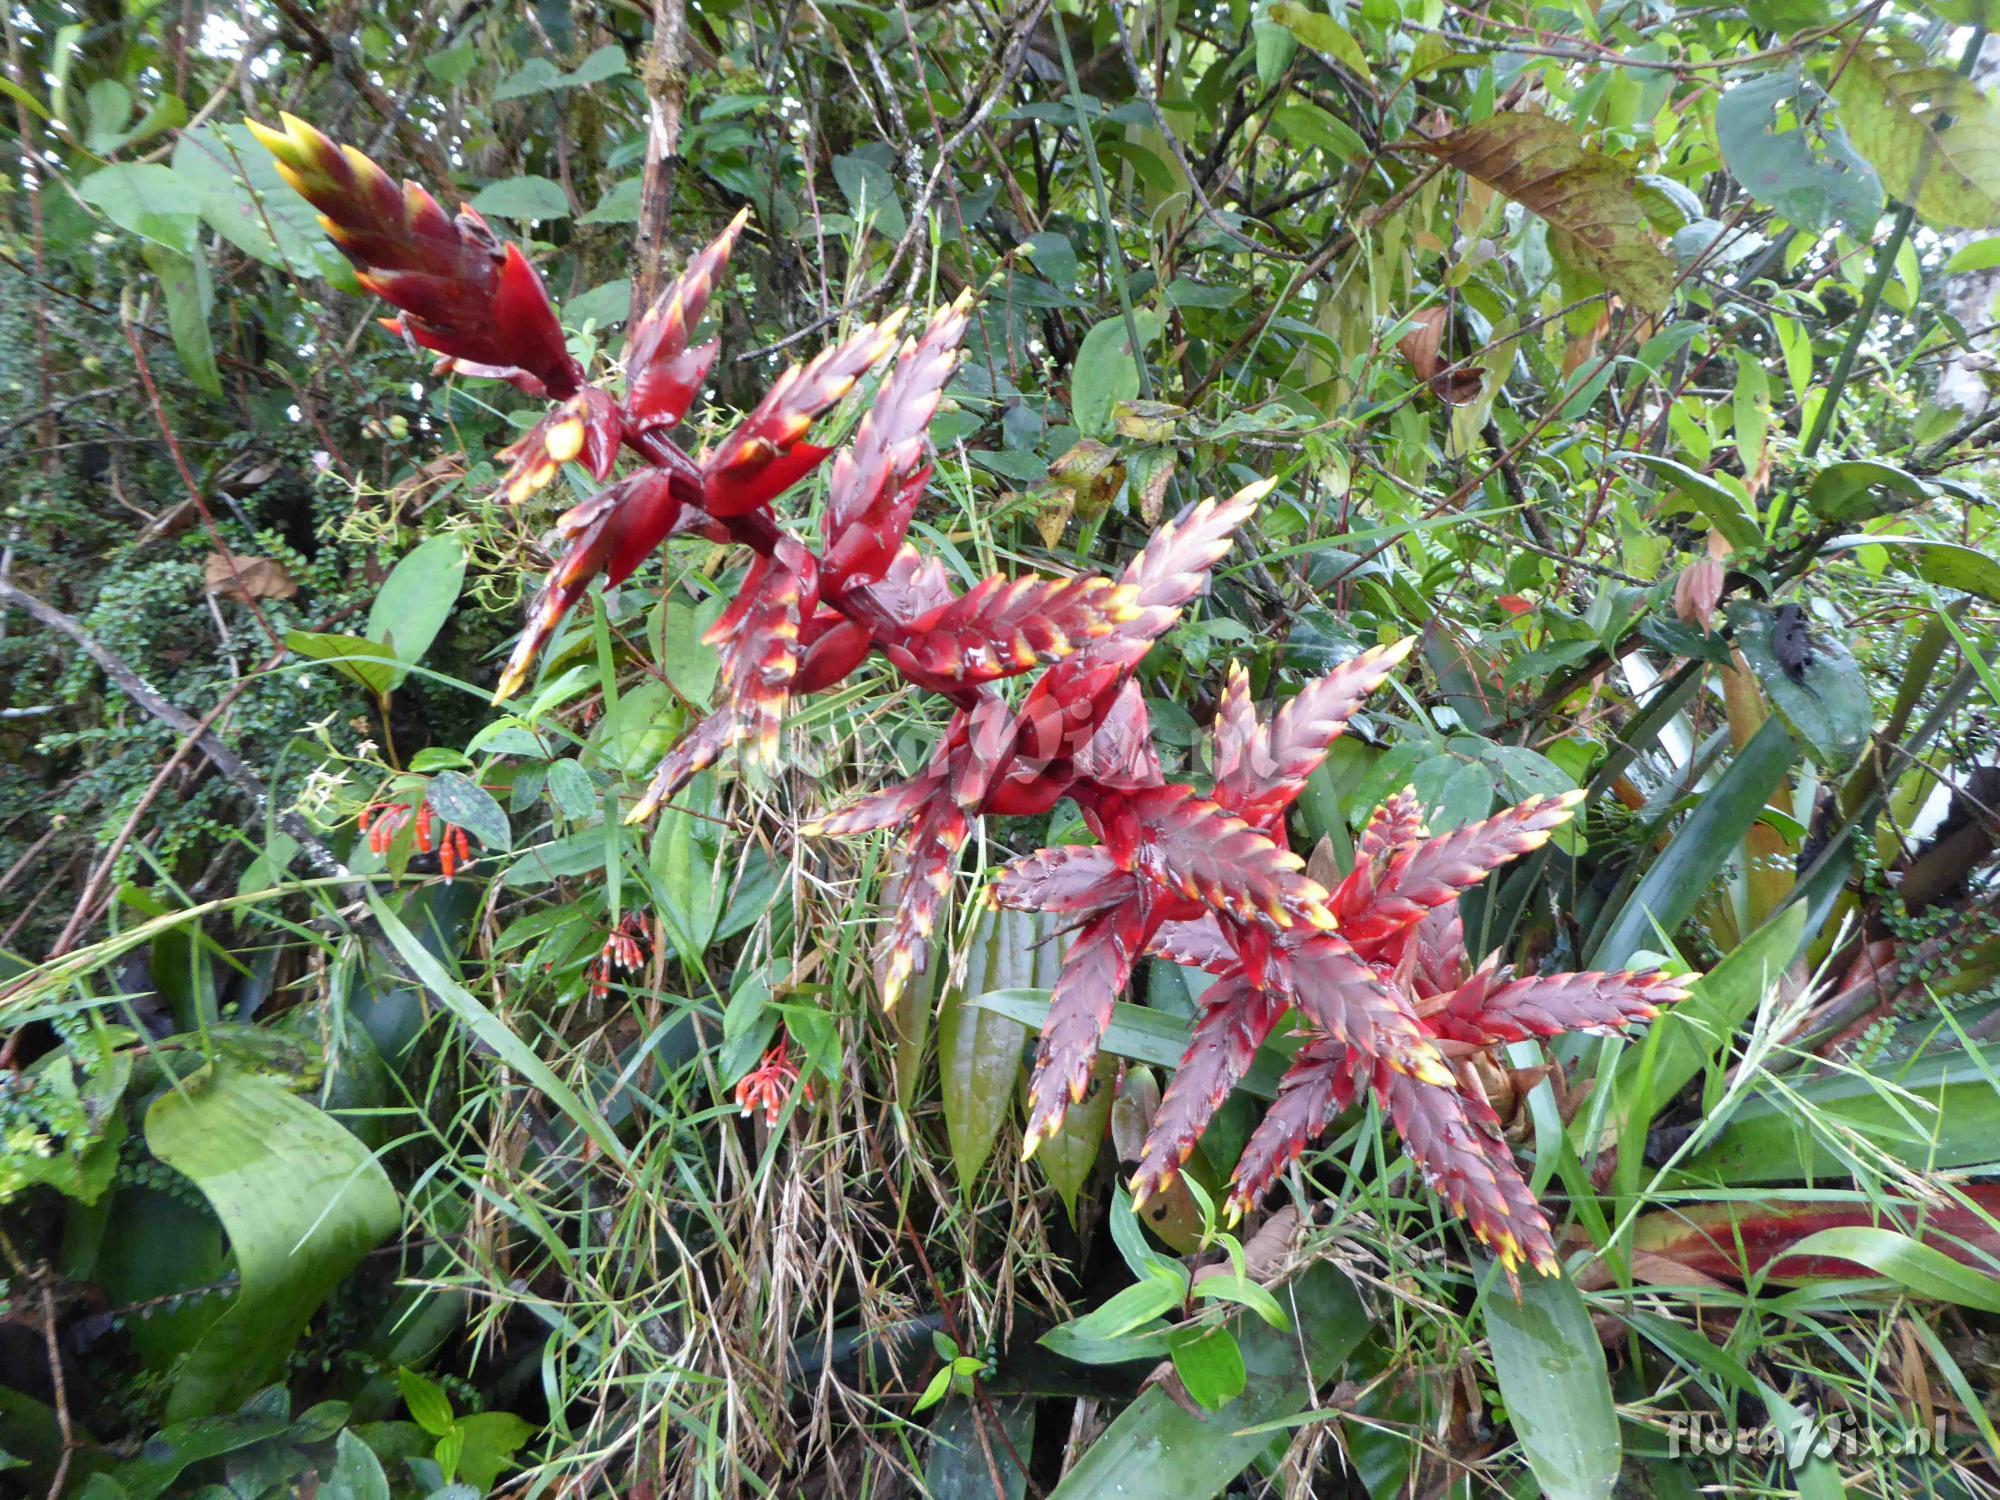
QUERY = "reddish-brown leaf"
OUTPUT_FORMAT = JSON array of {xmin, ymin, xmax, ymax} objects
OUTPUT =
[
  {"xmin": 493, "ymin": 469, "xmax": 692, "ymax": 702},
  {"xmin": 624, "ymin": 208, "xmax": 748, "ymax": 434},
  {"xmin": 1274, "ymin": 929, "xmax": 1451, "ymax": 1084},
  {"xmin": 1423, "ymin": 967, "xmax": 1688, "ymax": 1047},
  {"xmin": 1374, "ymin": 1060, "xmax": 1559, "ymax": 1276},
  {"xmin": 1335, "ymin": 791, "xmax": 1584, "ymax": 945},
  {"xmin": 1132, "ymin": 976, "xmax": 1287, "ymax": 1205},
  {"xmin": 1215, "ymin": 639, "xmax": 1416, "ymax": 826},
  {"xmin": 247, "ymin": 114, "xmax": 580, "ymax": 397},
  {"xmin": 888, "ymin": 574, "xmax": 1139, "ymax": 687},
  {"xmin": 1023, "ymin": 902, "xmax": 1155, "ymax": 1153},
  {"xmin": 990, "ymin": 845, "xmax": 1133, "ymax": 914},
  {"xmin": 701, "ymin": 313, "xmax": 906, "ymax": 517},
  {"xmin": 1126, "ymin": 784, "xmax": 1337, "ymax": 932},
  {"xmin": 877, "ymin": 800, "xmax": 970, "ymax": 1010},
  {"xmin": 1225, "ymin": 1037, "xmax": 1365, "ymax": 1217},
  {"xmin": 820, "ymin": 293, "xmax": 972, "ymax": 589}
]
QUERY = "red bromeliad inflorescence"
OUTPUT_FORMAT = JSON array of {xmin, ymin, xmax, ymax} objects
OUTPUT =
[{"xmin": 260, "ymin": 119, "xmax": 1692, "ymax": 1280}]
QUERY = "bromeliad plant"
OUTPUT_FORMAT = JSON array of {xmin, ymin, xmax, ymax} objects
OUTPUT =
[{"xmin": 255, "ymin": 116, "xmax": 1691, "ymax": 1280}]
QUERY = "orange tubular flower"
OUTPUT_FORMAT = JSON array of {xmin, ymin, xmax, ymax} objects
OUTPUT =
[{"xmin": 734, "ymin": 1036, "xmax": 812, "ymax": 1126}]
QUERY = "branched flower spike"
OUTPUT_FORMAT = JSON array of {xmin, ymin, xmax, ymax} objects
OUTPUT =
[{"xmin": 265, "ymin": 126, "xmax": 1694, "ymax": 1284}]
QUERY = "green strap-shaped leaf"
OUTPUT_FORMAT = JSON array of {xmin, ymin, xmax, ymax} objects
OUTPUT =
[
  {"xmin": 940, "ymin": 908, "xmax": 1057, "ymax": 1192},
  {"xmin": 1586, "ymin": 716, "xmax": 1797, "ymax": 969},
  {"xmin": 1483, "ymin": 1268, "xmax": 1620, "ymax": 1500},
  {"xmin": 145, "ymin": 1064, "xmax": 400, "ymax": 1420}
]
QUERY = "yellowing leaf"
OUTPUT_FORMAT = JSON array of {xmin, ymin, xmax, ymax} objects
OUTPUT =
[
  {"xmin": 1269, "ymin": 2, "xmax": 1371, "ymax": 83},
  {"xmin": 1833, "ymin": 40, "xmax": 2000, "ymax": 229},
  {"xmin": 1421, "ymin": 112, "xmax": 1675, "ymax": 313}
]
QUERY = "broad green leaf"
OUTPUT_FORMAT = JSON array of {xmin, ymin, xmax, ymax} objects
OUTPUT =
[
  {"xmin": 1782, "ymin": 1225, "xmax": 2000, "ymax": 1309},
  {"xmin": 323, "ymin": 1429, "xmax": 391, "ymax": 1500},
  {"xmin": 649, "ymin": 783, "xmax": 724, "ymax": 956},
  {"xmin": 655, "ymin": 595, "xmax": 726, "ymax": 708},
  {"xmin": 173, "ymin": 123, "xmax": 345, "ymax": 275},
  {"xmin": 1422, "ymin": 113, "xmax": 1675, "ymax": 313},
  {"xmin": 579, "ymin": 178, "xmax": 642, "ymax": 225},
  {"xmin": 79, "ymin": 163, "xmax": 200, "ymax": 252},
  {"xmin": 397, "ymin": 1368, "xmax": 454, "ymax": 1436},
  {"xmin": 366, "ymin": 536, "xmax": 466, "ymax": 686},
  {"xmin": 1587, "ymin": 716, "xmax": 1797, "ymax": 968},
  {"xmin": 97, "ymin": 1402, "xmax": 292, "ymax": 1500},
  {"xmin": 1252, "ymin": 19, "xmax": 1299, "ymax": 91},
  {"xmin": 1057, "ymin": 1274, "xmax": 1187, "ymax": 1342},
  {"xmin": 1945, "ymin": 235, "xmax": 2000, "ymax": 272},
  {"xmin": 1803, "ymin": 459, "xmax": 1928, "ymax": 522},
  {"xmin": 425, "ymin": 770, "xmax": 511, "ymax": 852},
  {"xmin": 940, "ymin": 909, "xmax": 1051, "ymax": 1191},
  {"xmin": 146, "ymin": 1065, "xmax": 400, "ymax": 1419},
  {"xmin": 830, "ymin": 152, "xmax": 908, "ymax": 238},
  {"xmin": 1483, "ymin": 1269, "xmax": 1620, "ymax": 1500},
  {"xmin": 1627, "ymin": 455, "xmax": 1763, "ymax": 552},
  {"xmin": 1168, "ymin": 1326, "xmax": 1247, "ymax": 1409},
  {"xmin": 1593, "ymin": 904, "xmax": 1806, "ymax": 1151},
  {"xmin": 544, "ymin": 759, "xmax": 596, "ymax": 820},
  {"xmin": 454, "ymin": 1409, "xmax": 536, "ymax": 1492},
  {"xmin": 1193, "ymin": 1272, "xmax": 1291, "ymax": 1330},
  {"xmin": 1716, "ymin": 71, "xmax": 1882, "ymax": 233},
  {"xmin": 1029, "ymin": 1057, "xmax": 1112, "ymax": 1224},
  {"xmin": 469, "ymin": 175, "xmax": 570, "ymax": 220},
  {"xmin": 1045, "ymin": 1262, "xmax": 1369, "ymax": 1499},
  {"xmin": 286, "ymin": 631, "xmax": 400, "ymax": 698},
  {"xmin": 562, "ymin": 276, "xmax": 633, "ymax": 324},
  {"xmin": 1824, "ymin": 532, "xmax": 2000, "ymax": 604},
  {"xmin": 1269, "ymin": 3, "xmax": 1368, "ymax": 79},
  {"xmin": 1729, "ymin": 601, "xmax": 1873, "ymax": 767},
  {"xmin": 924, "ymin": 1397, "xmax": 1034, "ymax": 1500},
  {"xmin": 1070, "ymin": 311, "xmax": 1165, "ymax": 439},
  {"xmin": 1833, "ymin": 40, "xmax": 2000, "ymax": 229}
]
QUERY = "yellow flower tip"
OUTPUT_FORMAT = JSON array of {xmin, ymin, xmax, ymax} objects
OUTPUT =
[
  {"xmin": 1379, "ymin": 634, "xmax": 1419, "ymax": 666},
  {"xmin": 243, "ymin": 116, "xmax": 293, "ymax": 160},
  {"xmin": 1222, "ymin": 1197, "xmax": 1245, "ymax": 1229},
  {"xmin": 1303, "ymin": 902, "xmax": 1338, "ymax": 932},
  {"xmin": 1231, "ymin": 475, "xmax": 1279, "ymax": 511},
  {"xmin": 1557, "ymin": 788, "xmax": 1588, "ymax": 811},
  {"xmin": 490, "ymin": 656, "xmax": 531, "ymax": 705},
  {"xmin": 1413, "ymin": 1053, "xmax": 1456, "ymax": 1088},
  {"xmin": 879, "ymin": 306, "xmax": 911, "ymax": 343},
  {"xmin": 727, "ymin": 204, "xmax": 753, "ymax": 235},
  {"xmin": 621, "ymin": 795, "xmax": 660, "ymax": 828},
  {"xmin": 1533, "ymin": 1252, "xmax": 1563, "ymax": 1278},
  {"xmin": 544, "ymin": 418, "xmax": 586, "ymax": 464}
]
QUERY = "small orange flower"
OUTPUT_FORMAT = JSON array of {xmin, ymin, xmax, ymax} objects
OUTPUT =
[
  {"xmin": 590, "ymin": 912, "xmax": 651, "ymax": 998},
  {"xmin": 359, "ymin": 800, "xmax": 477, "ymax": 881},
  {"xmin": 360, "ymin": 801, "xmax": 414, "ymax": 855},
  {"xmin": 734, "ymin": 1035, "xmax": 813, "ymax": 1126},
  {"xmin": 1496, "ymin": 594, "xmax": 1533, "ymax": 616}
]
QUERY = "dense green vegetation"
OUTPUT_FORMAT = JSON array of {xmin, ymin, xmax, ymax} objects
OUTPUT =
[{"xmin": 3, "ymin": 1, "xmax": 2000, "ymax": 1496}]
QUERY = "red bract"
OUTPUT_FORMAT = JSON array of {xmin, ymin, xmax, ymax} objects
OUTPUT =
[{"xmin": 268, "ymin": 127, "xmax": 1693, "ymax": 1283}]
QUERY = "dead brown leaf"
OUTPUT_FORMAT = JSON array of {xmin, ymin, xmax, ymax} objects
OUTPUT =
[{"xmin": 204, "ymin": 552, "xmax": 298, "ymax": 601}]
